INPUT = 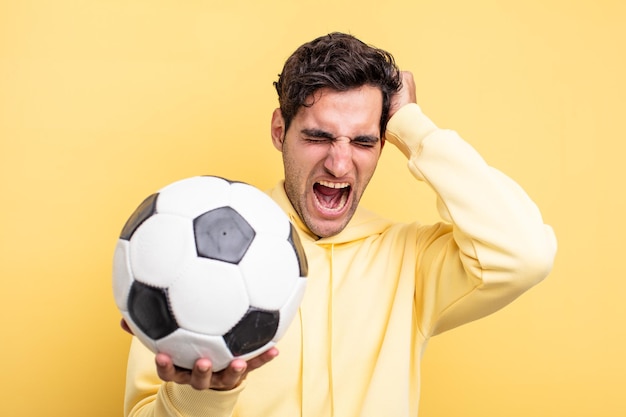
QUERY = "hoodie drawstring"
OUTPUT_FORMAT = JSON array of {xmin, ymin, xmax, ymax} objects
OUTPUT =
[
  {"xmin": 327, "ymin": 243, "xmax": 335, "ymax": 417},
  {"xmin": 299, "ymin": 242, "xmax": 336, "ymax": 417}
]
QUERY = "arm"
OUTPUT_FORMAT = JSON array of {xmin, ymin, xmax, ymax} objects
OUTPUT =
[{"xmin": 385, "ymin": 72, "xmax": 557, "ymax": 335}]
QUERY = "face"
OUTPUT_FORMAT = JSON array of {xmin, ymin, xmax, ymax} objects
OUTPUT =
[{"xmin": 271, "ymin": 86, "xmax": 384, "ymax": 238}]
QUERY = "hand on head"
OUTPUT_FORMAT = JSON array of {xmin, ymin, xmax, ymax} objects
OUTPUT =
[{"xmin": 389, "ymin": 71, "xmax": 417, "ymax": 120}]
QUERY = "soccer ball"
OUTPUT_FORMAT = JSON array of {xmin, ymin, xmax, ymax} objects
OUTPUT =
[{"xmin": 112, "ymin": 175, "xmax": 308, "ymax": 371}]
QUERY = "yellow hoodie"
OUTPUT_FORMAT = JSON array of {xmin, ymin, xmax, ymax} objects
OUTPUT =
[{"xmin": 123, "ymin": 103, "xmax": 557, "ymax": 417}]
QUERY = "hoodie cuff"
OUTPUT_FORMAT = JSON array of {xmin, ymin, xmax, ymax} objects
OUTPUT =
[
  {"xmin": 161, "ymin": 381, "xmax": 245, "ymax": 417},
  {"xmin": 384, "ymin": 103, "xmax": 438, "ymax": 160}
]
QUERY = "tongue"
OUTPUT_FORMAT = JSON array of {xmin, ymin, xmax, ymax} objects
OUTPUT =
[{"xmin": 314, "ymin": 184, "xmax": 345, "ymax": 209}]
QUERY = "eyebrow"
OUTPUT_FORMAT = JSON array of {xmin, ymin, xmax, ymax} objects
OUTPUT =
[
  {"xmin": 301, "ymin": 128, "xmax": 380, "ymax": 143},
  {"xmin": 301, "ymin": 128, "xmax": 335, "ymax": 140}
]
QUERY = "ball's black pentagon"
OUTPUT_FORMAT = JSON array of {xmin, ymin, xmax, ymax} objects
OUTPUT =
[
  {"xmin": 288, "ymin": 223, "xmax": 308, "ymax": 277},
  {"xmin": 223, "ymin": 308, "xmax": 279, "ymax": 356},
  {"xmin": 193, "ymin": 206, "xmax": 255, "ymax": 264},
  {"xmin": 120, "ymin": 193, "xmax": 159, "ymax": 240},
  {"xmin": 128, "ymin": 281, "xmax": 178, "ymax": 340}
]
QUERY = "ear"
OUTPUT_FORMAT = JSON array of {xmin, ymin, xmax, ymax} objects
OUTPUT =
[{"xmin": 271, "ymin": 108, "xmax": 286, "ymax": 151}]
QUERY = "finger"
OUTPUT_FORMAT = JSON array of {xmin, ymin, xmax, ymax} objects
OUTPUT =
[
  {"xmin": 245, "ymin": 347, "xmax": 279, "ymax": 372},
  {"xmin": 399, "ymin": 71, "xmax": 417, "ymax": 103},
  {"xmin": 389, "ymin": 71, "xmax": 416, "ymax": 119},
  {"xmin": 404, "ymin": 73, "xmax": 417, "ymax": 103},
  {"xmin": 189, "ymin": 358, "xmax": 214, "ymax": 390},
  {"xmin": 120, "ymin": 319, "xmax": 134, "ymax": 335},
  {"xmin": 212, "ymin": 359, "xmax": 247, "ymax": 390},
  {"xmin": 401, "ymin": 70, "xmax": 415, "ymax": 84},
  {"xmin": 155, "ymin": 353, "xmax": 189, "ymax": 384}
]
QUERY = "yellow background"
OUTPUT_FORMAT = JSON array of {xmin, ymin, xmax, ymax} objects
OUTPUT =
[{"xmin": 1, "ymin": 0, "xmax": 624, "ymax": 415}]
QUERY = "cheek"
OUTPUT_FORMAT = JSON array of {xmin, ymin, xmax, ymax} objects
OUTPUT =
[
  {"xmin": 283, "ymin": 144, "xmax": 323, "ymax": 177},
  {"xmin": 282, "ymin": 147, "xmax": 307, "ymax": 189},
  {"xmin": 355, "ymin": 152, "xmax": 381, "ymax": 179}
]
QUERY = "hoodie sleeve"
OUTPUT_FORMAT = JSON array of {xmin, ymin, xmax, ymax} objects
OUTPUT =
[
  {"xmin": 124, "ymin": 337, "xmax": 244, "ymax": 417},
  {"xmin": 385, "ymin": 103, "xmax": 557, "ymax": 336}
]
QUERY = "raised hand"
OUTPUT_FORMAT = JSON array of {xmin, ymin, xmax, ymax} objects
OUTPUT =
[{"xmin": 388, "ymin": 71, "xmax": 417, "ymax": 120}]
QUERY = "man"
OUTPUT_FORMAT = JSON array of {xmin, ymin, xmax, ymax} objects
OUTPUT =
[{"xmin": 122, "ymin": 32, "xmax": 557, "ymax": 417}]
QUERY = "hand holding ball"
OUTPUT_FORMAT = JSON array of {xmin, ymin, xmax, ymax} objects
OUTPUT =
[{"xmin": 112, "ymin": 176, "xmax": 308, "ymax": 371}]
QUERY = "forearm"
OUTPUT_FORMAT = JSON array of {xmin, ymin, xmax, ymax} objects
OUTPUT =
[{"xmin": 386, "ymin": 104, "xmax": 557, "ymax": 325}]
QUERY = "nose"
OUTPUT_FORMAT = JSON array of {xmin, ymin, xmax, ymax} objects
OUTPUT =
[{"xmin": 324, "ymin": 138, "xmax": 353, "ymax": 178}]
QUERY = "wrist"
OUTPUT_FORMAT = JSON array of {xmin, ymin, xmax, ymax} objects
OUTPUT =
[{"xmin": 384, "ymin": 103, "xmax": 438, "ymax": 159}]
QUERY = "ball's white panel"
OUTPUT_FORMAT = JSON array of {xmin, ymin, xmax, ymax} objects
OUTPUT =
[
  {"xmin": 239, "ymin": 236, "xmax": 300, "ymax": 310},
  {"xmin": 273, "ymin": 277, "xmax": 307, "ymax": 342},
  {"xmin": 168, "ymin": 258, "xmax": 249, "ymax": 335},
  {"xmin": 112, "ymin": 239, "xmax": 133, "ymax": 311},
  {"xmin": 234, "ymin": 341, "xmax": 277, "ymax": 366},
  {"xmin": 122, "ymin": 310, "xmax": 158, "ymax": 354},
  {"xmin": 156, "ymin": 328, "xmax": 234, "ymax": 371},
  {"xmin": 229, "ymin": 182, "xmax": 289, "ymax": 239},
  {"xmin": 157, "ymin": 176, "xmax": 231, "ymax": 219},
  {"xmin": 129, "ymin": 214, "xmax": 195, "ymax": 287}
]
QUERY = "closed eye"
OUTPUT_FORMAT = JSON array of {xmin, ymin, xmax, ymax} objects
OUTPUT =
[
  {"xmin": 301, "ymin": 129, "xmax": 380, "ymax": 148},
  {"xmin": 351, "ymin": 135, "xmax": 380, "ymax": 148},
  {"xmin": 301, "ymin": 128, "xmax": 334, "ymax": 143}
]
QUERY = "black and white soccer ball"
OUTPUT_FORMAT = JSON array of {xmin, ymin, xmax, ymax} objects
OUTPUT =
[{"xmin": 112, "ymin": 176, "xmax": 308, "ymax": 371}]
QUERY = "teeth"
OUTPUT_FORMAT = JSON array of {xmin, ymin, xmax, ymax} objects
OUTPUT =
[
  {"xmin": 318, "ymin": 180, "xmax": 349, "ymax": 189},
  {"xmin": 313, "ymin": 190, "xmax": 348, "ymax": 212}
]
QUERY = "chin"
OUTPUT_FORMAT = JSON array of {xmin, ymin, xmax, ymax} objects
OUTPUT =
[{"xmin": 309, "ymin": 219, "xmax": 349, "ymax": 239}]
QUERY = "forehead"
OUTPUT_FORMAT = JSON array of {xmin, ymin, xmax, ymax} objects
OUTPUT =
[{"xmin": 294, "ymin": 86, "xmax": 383, "ymax": 135}]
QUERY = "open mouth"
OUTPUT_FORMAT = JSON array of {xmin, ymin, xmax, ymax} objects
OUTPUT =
[{"xmin": 313, "ymin": 180, "xmax": 351, "ymax": 213}]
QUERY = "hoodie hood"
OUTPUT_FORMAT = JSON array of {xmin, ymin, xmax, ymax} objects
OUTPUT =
[{"xmin": 268, "ymin": 181, "xmax": 394, "ymax": 245}]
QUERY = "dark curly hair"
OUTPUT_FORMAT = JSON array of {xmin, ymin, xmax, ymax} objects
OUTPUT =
[{"xmin": 274, "ymin": 32, "xmax": 402, "ymax": 136}]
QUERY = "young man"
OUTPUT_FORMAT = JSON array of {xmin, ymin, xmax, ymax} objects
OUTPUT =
[{"xmin": 122, "ymin": 32, "xmax": 557, "ymax": 417}]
